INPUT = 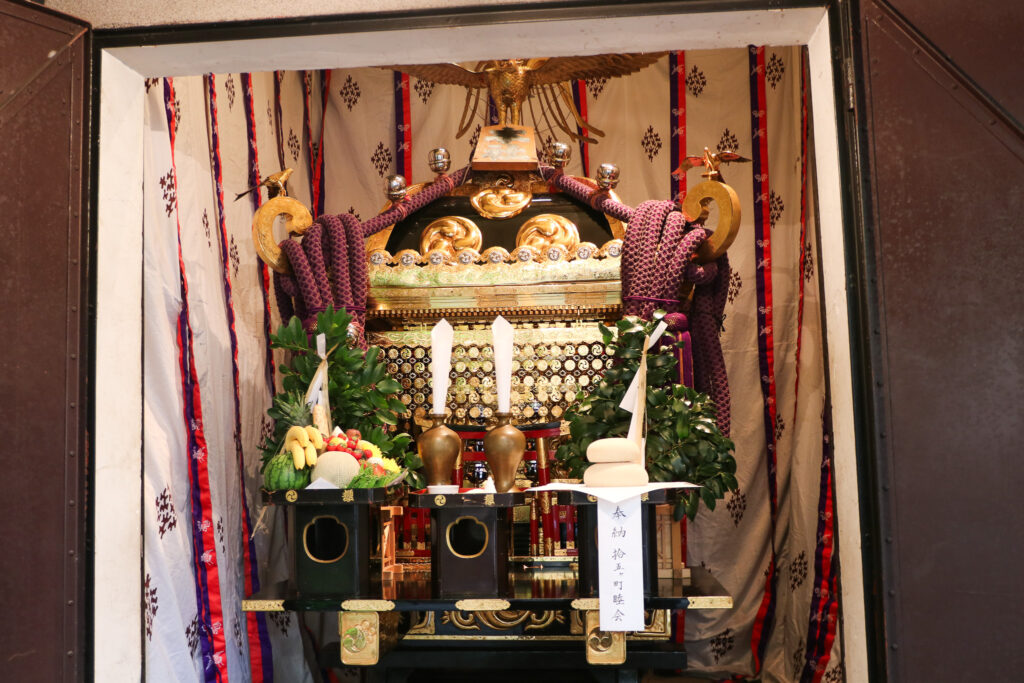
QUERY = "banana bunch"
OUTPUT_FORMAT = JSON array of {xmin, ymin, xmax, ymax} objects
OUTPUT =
[{"xmin": 284, "ymin": 425, "xmax": 325, "ymax": 469}]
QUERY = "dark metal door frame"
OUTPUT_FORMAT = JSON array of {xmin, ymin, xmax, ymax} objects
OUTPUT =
[{"xmin": 1, "ymin": 1, "xmax": 92, "ymax": 681}]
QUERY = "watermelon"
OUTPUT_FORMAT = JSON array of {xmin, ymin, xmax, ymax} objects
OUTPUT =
[{"xmin": 264, "ymin": 452, "xmax": 311, "ymax": 491}]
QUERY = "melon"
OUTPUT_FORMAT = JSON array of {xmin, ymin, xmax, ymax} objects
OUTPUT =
[
  {"xmin": 311, "ymin": 451, "xmax": 361, "ymax": 488},
  {"xmin": 264, "ymin": 452, "xmax": 312, "ymax": 491}
]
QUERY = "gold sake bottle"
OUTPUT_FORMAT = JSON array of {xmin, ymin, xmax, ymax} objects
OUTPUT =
[
  {"xmin": 418, "ymin": 413, "xmax": 462, "ymax": 486},
  {"xmin": 483, "ymin": 412, "xmax": 526, "ymax": 493}
]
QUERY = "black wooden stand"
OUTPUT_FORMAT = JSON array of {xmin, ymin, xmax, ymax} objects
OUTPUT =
[
  {"xmin": 407, "ymin": 491, "xmax": 525, "ymax": 598},
  {"xmin": 262, "ymin": 488, "xmax": 395, "ymax": 598}
]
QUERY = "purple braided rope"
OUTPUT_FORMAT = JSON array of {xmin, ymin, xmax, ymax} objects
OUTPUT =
[
  {"xmin": 272, "ymin": 170, "xmax": 471, "ymax": 343},
  {"xmin": 279, "ymin": 239, "xmax": 322, "ymax": 326},
  {"xmin": 341, "ymin": 211, "xmax": 367, "ymax": 311},
  {"xmin": 685, "ymin": 259, "xmax": 718, "ymax": 285},
  {"xmin": 302, "ymin": 221, "xmax": 334, "ymax": 310},
  {"xmin": 622, "ymin": 200, "xmax": 675, "ymax": 317},
  {"xmin": 691, "ymin": 254, "xmax": 731, "ymax": 435},
  {"xmin": 340, "ymin": 211, "xmax": 368, "ymax": 347},
  {"xmin": 276, "ymin": 271, "xmax": 298, "ymax": 298},
  {"xmin": 322, "ymin": 214, "xmax": 353, "ymax": 309},
  {"xmin": 619, "ymin": 199, "xmax": 731, "ymax": 433},
  {"xmin": 646, "ymin": 211, "xmax": 689, "ymax": 316},
  {"xmin": 275, "ymin": 270, "xmax": 309, "ymax": 323},
  {"xmin": 619, "ymin": 199, "xmax": 650, "ymax": 306},
  {"xmin": 361, "ymin": 166, "xmax": 471, "ymax": 238},
  {"xmin": 538, "ymin": 166, "xmax": 636, "ymax": 223},
  {"xmin": 272, "ymin": 270, "xmax": 295, "ymax": 323}
]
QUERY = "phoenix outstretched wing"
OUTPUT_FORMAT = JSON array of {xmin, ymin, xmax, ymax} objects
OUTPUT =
[
  {"xmin": 383, "ymin": 62, "xmax": 486, "ymax": 88},
  {"xmin": 716, "ymin": 151, "xmax": 750, "ymax": 163},
  {"xmin": 384, "ymin": 63, "xmax": 488, "ymax": 138},
  {"xmin": 526, "ymin": 53, "xmax": 667, "ymax": 86}
]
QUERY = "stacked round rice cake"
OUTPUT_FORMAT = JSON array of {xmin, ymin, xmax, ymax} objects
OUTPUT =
[{"xmin": 582, "ymin": 437, "xmax": 649, "ymax": 487}]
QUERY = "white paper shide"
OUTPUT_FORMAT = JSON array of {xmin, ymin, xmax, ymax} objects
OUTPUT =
[
  {"xmin": 430, "ymin": 319, "xmax": 454, "ymax": 415},
  {"xmin": 491, "ymin": 316, "xmax": 514, "ymax": 413}
]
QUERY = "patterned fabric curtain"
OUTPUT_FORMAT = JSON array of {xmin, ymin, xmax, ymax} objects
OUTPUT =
[{"xmin": 142, "ymin": 46, "xmax": 842, "ymax": 683}]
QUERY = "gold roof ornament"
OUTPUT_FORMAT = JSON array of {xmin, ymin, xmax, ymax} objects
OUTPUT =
[
  {"xmin": 672, "ymin": 147, "xmax": 751, "ymax": 183},
  {"xmin": 384, "ymin": 53, "xmax": 665, "ymax": 143}
]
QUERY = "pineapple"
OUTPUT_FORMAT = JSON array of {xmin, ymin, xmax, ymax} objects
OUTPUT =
[{"xmin": 260, "ymin": 391, "xmax": 313, "ymax": 471}]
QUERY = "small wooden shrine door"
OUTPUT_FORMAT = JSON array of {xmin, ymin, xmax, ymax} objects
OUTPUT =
[{"xmin": 0, "ymin": 2, "xmax": 90, "ymax": 681}]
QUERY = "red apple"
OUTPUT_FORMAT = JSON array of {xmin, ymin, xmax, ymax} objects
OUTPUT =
[{"xmin": 345, "ymin": 428, "xmax": 361, "ymax": 442}]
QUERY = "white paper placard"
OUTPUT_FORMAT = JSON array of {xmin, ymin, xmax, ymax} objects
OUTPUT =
[
  {"xmin": 528, "ymin": 481, "xmax": 701, "ymax": 631},
  {"xmin": 597, "ymin": 495, "xmax": 645, "ymax": 631}
]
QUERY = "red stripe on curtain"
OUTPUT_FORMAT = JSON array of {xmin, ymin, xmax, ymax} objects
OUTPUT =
[
  {"xmin": 667, "ymin": 49, "xmax": 690, "ymax": 646},
  {"xmin": 165, "ymin": 77, "xmax": 230, "ymax": 683},
  {"xmin": 747, "ymin": 44, "xmax": 780, "ymax": 673},
  {"xmin": 572, "ymin": 79, "xmax": 590, "ymax": 177},
  {"xmin": 671, "ymin": 51, "xmax": 687, "ymax": 203},
  {"xmin": 205, "ymin": 73, "xmax": 274, "ymax": 682},
  {"xmin": 395, "ymin": 72, "xmax": 413, "ymax": 182}
]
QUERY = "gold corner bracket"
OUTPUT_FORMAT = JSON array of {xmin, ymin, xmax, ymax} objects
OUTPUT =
[
  {"xmin": 584, "ymin": 610, "xmax": 626, "ymax": 665},
  {"xmin": 339, "ymin": 611, "xmax": 401, "ymax": 666}
]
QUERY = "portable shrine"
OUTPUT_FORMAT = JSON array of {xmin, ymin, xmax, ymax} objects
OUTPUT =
[{"xmin": 79, "ymin": 6, "xmax": 869, "ymax": 680}]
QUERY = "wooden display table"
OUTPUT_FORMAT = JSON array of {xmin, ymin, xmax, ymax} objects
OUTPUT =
[{"xmin": 243, "ymin": 566, "xmax": 731, "ymax": 671}]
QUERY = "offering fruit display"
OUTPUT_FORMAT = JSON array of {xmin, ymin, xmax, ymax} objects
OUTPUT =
[
  {"xmin": 259, "ymin": 308, "xmax": 421, "ymax": 492},
  {"xmin": 262, "ymin": 421, "xmax": 405, "ymax": 491}
]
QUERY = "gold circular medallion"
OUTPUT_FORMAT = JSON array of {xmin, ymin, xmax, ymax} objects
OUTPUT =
[
  {"xmin": 515, "ymin": 214, "xmax": 580, "ymax": 253},
  {"xmin": 435, "ymin": 495, "xmax": 447, "ymax": 506},
  {"xmin": 420, "ymin": 216, "xmax": 482, "ymax": 259},
  {"xmin": 470, "ymin": 185, "xmax": 532, "ymax": 219},
  {"xmin": 285, "ymin": 490, "xmax": 298, "ymax": 503}
]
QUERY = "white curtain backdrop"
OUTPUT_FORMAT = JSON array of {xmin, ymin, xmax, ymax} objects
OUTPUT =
[{"xmin": 142, "ymin": 46, "xmax": 842, "ymax": 683}]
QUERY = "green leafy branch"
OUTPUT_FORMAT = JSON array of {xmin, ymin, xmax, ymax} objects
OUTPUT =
[
  {"xmin": 265, "ymin": 307, "xmax": 423, "ymax": 489},
  {"xmin": 554, "ymin": 312, "xmax": 738, "ymax": 520}
]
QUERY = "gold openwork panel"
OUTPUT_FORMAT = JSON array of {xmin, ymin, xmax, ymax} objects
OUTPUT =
[{"xmin": 368, "ymin": 323, "xmax": 611, "ymax": 426}]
